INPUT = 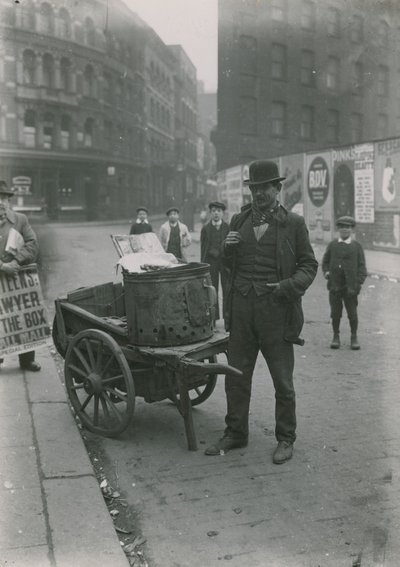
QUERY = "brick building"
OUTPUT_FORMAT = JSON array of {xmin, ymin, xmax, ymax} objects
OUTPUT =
[{"xmin": 213, "ymin": 0, "xmax": 400, "ymax": 171}]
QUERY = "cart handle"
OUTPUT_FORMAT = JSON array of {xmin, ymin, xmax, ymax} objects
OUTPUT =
[{"xmin": 181, "ymin": 359, "xmax": 242, "ymax": 378}]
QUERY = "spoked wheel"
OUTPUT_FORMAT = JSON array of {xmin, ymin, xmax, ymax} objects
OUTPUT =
[
  {"xmin": 64, "ymin": 329, "xmax": 135, "ymax": 437},
  {"xmin": 52, "ymin": 316, "xmax": 67, "ymax": 359},
  {"xmin": 169, "ymin": 356, "xmax": 218, "ymax": 407}
]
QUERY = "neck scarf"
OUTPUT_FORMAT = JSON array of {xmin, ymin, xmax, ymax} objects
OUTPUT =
[{"xmin": 251, "ymin": 203, "xmax": 280, "ymax": 227}]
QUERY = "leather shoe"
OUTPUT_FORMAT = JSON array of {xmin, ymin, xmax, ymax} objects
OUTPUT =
[
  {"xmin": 330, "ymin": 334, "xmax": 340, "ymax": 349},
  {"xmin": 350, "ymin": 334, "xmax": 360, "ymax": 350},
  {"xmin": 20, "ymin": 361, "xmax": 41, "ymax": 372},
  {"xmin": 273, "ymin": 441, "xmax": 293, "ymax": 464},
  {"xmin": 205, "ymin": 436, "xmax": 247, "ymax": 456}
]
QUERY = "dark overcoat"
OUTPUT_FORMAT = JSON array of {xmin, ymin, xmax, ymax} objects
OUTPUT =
[{"xmin": 200, "ymin": 220, "xmax": 230, "ymax": 263}]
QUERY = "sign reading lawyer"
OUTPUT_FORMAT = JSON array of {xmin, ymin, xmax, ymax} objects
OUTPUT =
[{"xmin": 0, "ymin": 265, "xmax": 51, "ymax": 356}]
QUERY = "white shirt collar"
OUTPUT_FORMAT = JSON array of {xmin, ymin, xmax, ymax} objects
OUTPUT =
[
  {"xmin": 338, "ymin": 236, "xmax": 352, "ymax": 244},
  {"xmin": 211, "ymin": 219, "xmax": 222, "ymax": 227},
  {"xmin": 136, "ymin": 219, "xmax": 148, "ymax": 224}
]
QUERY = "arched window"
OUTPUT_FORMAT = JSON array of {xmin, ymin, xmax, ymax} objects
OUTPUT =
[
  {"xmin": 83, "ymin": 64, "xmax": 95, "ymax": 97},
  {"xmin": 23, "ymin": 50, "xmax": 35, "ymax": 85},
  {"xmin": 84, "ymin": 118, "xmax": 94, "ymax": 147},
  {"xmin": 39, "ymin": 3, "xmax": 54, "ymax": 34},
  {"xmin": 24, "ymin": 109, "xmax": 36, "ymax": 147},
  {"xmin": 21, "ymin": 0, "xmax": 35, "ymax": 29},
  {"xmin": 43, "ymin": 112, "xmax": 54, "ymax": 149},
  {"xmin": 42, "ymin": 54, "xmax": 54, "ymax": 88},
  {"xmin": 59, "ymin": 7, "xmax": 71, "ymax": 39},
  {"xmin": 60, "ymin": 115, "xmax": 70, "ymax": 149},
  {"xmin": 60, "ymin": 58, "xmax": 71, "ymax": 92},
  {"xmin": 85, "ymin": 17, "xmax": 96, "ymax": 47}
]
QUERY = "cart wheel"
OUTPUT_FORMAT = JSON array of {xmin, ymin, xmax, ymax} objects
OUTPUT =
[
  {"xmin": 52, "ymin": 316, "xmax": 67, "ymax": 358},
  {"xmin": 169, "ymin": 356, "xmax": 218, "ymax": 407},
  {"xmin": 64, "ymin": 329, "xmax": 135, "ymax": 437}
]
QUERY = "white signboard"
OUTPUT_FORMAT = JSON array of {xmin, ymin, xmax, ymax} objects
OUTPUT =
[{"xmin": 354, "ymin": 143, "xmax": 374, "ymax": 223}]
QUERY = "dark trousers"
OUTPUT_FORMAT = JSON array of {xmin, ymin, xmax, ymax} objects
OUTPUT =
[
  {"xmin": 224, "ymin": 289, "xmax": 296, "ymax": 443},
  {"xmin": 0, "ymin": 351, "xmax": 35, "ymax": 367},
  {"xmin": 329, "ymin": 290, "xmax": 358, "ymax": 334},
  {"xmin": 207, "ymin": 258, "xmax": 228, "ymax": 320}
]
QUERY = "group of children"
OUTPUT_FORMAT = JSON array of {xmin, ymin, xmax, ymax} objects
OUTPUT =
[{"xmin": 129, "ymin": 205, "xmax": 367, "ymax": 349}]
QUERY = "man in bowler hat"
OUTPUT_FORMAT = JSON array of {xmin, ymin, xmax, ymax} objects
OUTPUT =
[
  {"xmin": 129, "ymin": 207, "xmax": 153, "ymax": 235},
  {"xmin": 322, "ymin": 216, "xmax": 367, "ymax": 350},
  {"xmin": 200, "ymin": 201, "xmax": 229, "ymax": 322},
  {"xmin": 205, "ymin": 160, "xmax": 318, "ymax": 464},
  {"xmin": 0, "ymin": 181, "xmax": 41, "ymax": 371}
]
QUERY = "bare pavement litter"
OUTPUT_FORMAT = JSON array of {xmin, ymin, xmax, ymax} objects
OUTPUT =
[{"xmin": 0, "ymin": 222, "xmax": 400, "ymax": 566}]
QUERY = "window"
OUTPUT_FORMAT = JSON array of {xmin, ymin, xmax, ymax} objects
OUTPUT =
[
  {"xmin": 83, "ymin": 65, "xmax": 95, "ymax": 97},
  {"xmin": 271, "ymin": 0, "xmax": 287, "ymax": 22},
  {"xmin": 378, "ymin": 114, "xmax": 388, "ymax": 138},
  {"xmin": 239, "ymin": 35, "xmax": 257, "ymax": 74},
  {"xmin": 21, "ymin": 0, "xmax": 35, "ymax": 29},
  {"xmin": 378, "ymin": 65, "xmax": 389, "ymax": 96},
  {"xmin": 239, "ymin": 96, "xmax": 257, "ymax": 134},
  {"xmin": 352, "ymin": 61, "xmax": 363, "ymax": 92},
  {"xmin": 271, "ymin": 101, "xmax": 286, "ymax": 137},
  {"xmin": 351, "ymin": 15, "xmax": 363, "ymax": 43},
  {"xmin": 39, "ymin": 2, "xmax": 53, "ymax": 34},
  {"xmin": 300, "ymin": 105, "xmax": 314, "ymax": 139},
  {"xmin": 84, "ymin": 118, "xmax": 94, "ymax": 147},
  {"xmin": 301, "ymin": 1, "xmax": 315, "ymax": 30},
  {"xmin": 350, "ymin": 113, "xmax": 363, "ymax": 142},
  {"xmin": 85, "ymin": 17, "xmax": 96, "ymax": 47},
  {"xmin": 42, "ymin": 54, "xmax": 54, "ymax": 88},
  {"xmin": 103, "ymin": 72, "xmax": 112, "ymax": 103},
  {"xmin": 327, "ymin": 7, "xmax": 340, "ymax": 37},
  {"xmin": 327, "ymin": 109, "xmax": 339, "ymax": 143},
  {"xmin": 43, "ymin": 112, "xmax": 54, "ymax": 149},
  {"xmin": 300, "ymin": 49, "xmax": 315, "ymax": 86},
  {"xmin": 59, "ymin": 8, "xmax": 71, "ymax": 39},
  {"xmin": 60, "ymin": 58, "xmax": 71, "ymax": 92},
  {"xmin": 271, "ymin": 44, "xmax": 287, "ymax": 80},
  {"xmin": 60, "ymin": 115, "xmax": 70, "ymax": 150},
  {"xmin": 378, "ymin": 20, "xmax": 389, "ymax": 48},
  {"xmin": 23, "ymin": 109, "xmax": 36, "ymax": 147},
  {"xmin": 327, "ymin": 56, "xmax": 339, "ymax": 90},
  {"xmin": 22, "ymin": 50, "xmax": 35, "ymax": 85}
]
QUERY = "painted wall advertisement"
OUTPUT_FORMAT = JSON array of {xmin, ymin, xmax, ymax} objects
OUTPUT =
[
  {"xmin": 374, "ymin": 138, "xmax": 400, "ymax": 211},
  {"xmin": 305, "ymin": 151, "xmax": 333, "ymax": 243},
  {"xmin": 279, "ymin": 153, "xmax": 304, "ymax": 216},
  {"xmin": 354, "ymin": 143, "xmax": 374, "ymax": 223},
  {"xmin": 0, "ymin": 265, "xmax": 51, "ymax": 356}
]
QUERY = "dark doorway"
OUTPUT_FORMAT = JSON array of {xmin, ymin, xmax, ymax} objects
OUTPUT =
[{"xmin": 333, "ymin": 163, "xmax": 354, "ymax": 223}]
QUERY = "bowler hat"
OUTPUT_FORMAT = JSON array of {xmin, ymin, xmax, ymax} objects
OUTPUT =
[
  {"xmin": 336, "ymin": 216, "xmax": 355, "ymax": 227},
  {"xmin": 136, "ymin": 206, "xmax": 148, "ymax": 214},
  {"xmin": 166, "ymin": 206, "xmax": 179, "ymax": 215},
  {"xmin": 243, "ymin": 160, "xmax": 286, "ymax": 186},
  {"xmin": 0, "ymin": 180, "xmax": 14, "ymax": 196},
  {"xmin": 208, "ymin": 201, "xmax": 226, "ymax": 211}
]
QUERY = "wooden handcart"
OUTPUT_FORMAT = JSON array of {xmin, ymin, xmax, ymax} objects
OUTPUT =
[{"xmin": 53, "ymin": 282, "xmax": 240, "ymax": 451}]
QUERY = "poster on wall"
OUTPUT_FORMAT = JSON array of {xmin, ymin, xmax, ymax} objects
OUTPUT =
[
  {"xmin": 354, "ymin": 143, "xmax": 374, "ymax": 223},
  {"xmin": 279, "ymin": 154, "xmax": 304, "ymax": 216},
  {"xmin": 305, "ymin": 151, "xmax": 333, "ymax": 243},
  {"xmin": 374, "ymin": 138, "xmax": 400, "ymax": 211},
  {"xmin": 216, "ymin": 165, "xmax": 243, "ymax": 219},
  {"xmin": 332, "ymin": 146, "xmax": 355, "ymax": 224}
]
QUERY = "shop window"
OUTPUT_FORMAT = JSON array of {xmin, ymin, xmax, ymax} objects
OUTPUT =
[
  {"xmin": 300, "ymin": 49, "xmax": 315, "ymax": 86},
  {"xmin": 43, "ymin": 113, "xmax": 54, "ymax": 149},
  {"xmin": 23, "ymin": 109, "xmax": 36, "ymax": 147},
  {"xmin": 271, "ymin": 101, "xmax": 286, "ymax": 137},
  {"xmin": 60, "ymin": 115, "xmax": 70, "ymax": 150},
  {"xmin": 84, "ymin": 118, "xmax": 94, "ymax": 147},
  {"xmin": 300, "ymin": 105, "xmax": 314, "ymax": 139},
  {"xmin": 59, "ymin": 8, "xmax": 71, "ymax": 39},
  {"xmin": 83, "ymin": 64, "xmax": 95, "ymax": 97},
  {"xmin": 60, "ymin": 58, "xmax": 71, "ymax": 92},
  {"xmin": 23, "ymin": 50, "xmax": 36, "ymax": 85},
  {"xmin": 327, "ymin": 109, "xmax": 339, "ymax": 143},
  {"xmin": 39, "ymin": 2, "xmax": 54, "ymax": 34},
  {"xmin": 42, "ymin": 53, "xmax": 54, "ymax": 88}
]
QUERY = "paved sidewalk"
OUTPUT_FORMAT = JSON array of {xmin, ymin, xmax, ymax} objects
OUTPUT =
[{"xmin": 0, "ymin": 348, "xmax": 129, "ymax": 567}]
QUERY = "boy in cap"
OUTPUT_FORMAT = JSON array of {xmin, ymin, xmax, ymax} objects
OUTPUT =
[
  {"xmin": 159, "ymin": 207, "xmax": 191, "ymax": 261},
  {"xmin": 200, "ymin": 201, "xmax": 229, "ymax": 322},
  {"xmin": 322, "ymin": 216, "xmax": 367, "ymax": 350},
  {"xmin": 129, "ymin": 207, "xmax": 153, "ymax": 235},
  {"xmin": 0, "ymin": 181, "xmax": 41, "ymax": 371}
]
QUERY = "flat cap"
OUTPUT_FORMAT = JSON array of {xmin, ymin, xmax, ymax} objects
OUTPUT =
[
  {"xmin": 166, "ymin": 206, "xmax": 179, "ymax": 215},
  {"xmin": 336, "ymin": 216, "xmax": 355, "ymax": 227},
  {"xmin": 0, "ymin": 180, "xmax": 14, "ymax": 196},
  {"xmin": 136, "ymin": 206, "xmax": 148, "ymax": 213},
  {"xmin": 208, "ymin": 201, "xmax": 226, "ymax": 211}
]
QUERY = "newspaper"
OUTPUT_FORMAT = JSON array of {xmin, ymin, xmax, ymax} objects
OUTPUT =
[{"xmin": 110, "ymin": 233, "xmax": 165, "ymax": 257}]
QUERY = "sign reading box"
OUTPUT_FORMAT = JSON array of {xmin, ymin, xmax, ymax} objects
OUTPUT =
[{"xmin": 0, "ymin": 265, "xmax": 51, "ymax": 356}]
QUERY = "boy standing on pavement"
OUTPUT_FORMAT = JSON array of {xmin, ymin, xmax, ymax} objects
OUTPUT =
[
  {"xmin": 129, "ymin": 207, "xmax": 153, "ymax": 235},
  {"xmin": 200, "ymin": 201, "xmax": 229, "ymax": 323},
  {"xmin": 159, "ymin": 207, "xmax": 191, "ymax": 262},
  {"xmin": 205, "ymin": 160, "xmax": 318, "ymax": 464},
  {"xmin": 0, "ymin": 180, "xmax": 41, "ymax": 371},
  {"xmin": 322, "ymin": 216, "xmax": 367, "ymax": 350}
]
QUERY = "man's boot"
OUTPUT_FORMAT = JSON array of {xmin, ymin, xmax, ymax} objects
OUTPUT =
[
  {"xmin": 350, "ymin": 334, "xmax": 360, "ymax": 350},
  {"xmin": 330, "ymin": 319, "xmax": 340, "ymax": 349}
]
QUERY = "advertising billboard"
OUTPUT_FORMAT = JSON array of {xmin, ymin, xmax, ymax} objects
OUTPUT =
[
  {"xmin": 305, "ymin": 151, "xmax": 333, "ymax": 243},
  {"xmin": 374, "ymin": 138, "xmax": 400, "ymax": 211},
  {"xmin": 280, "ymin": 153, "xmax": 304, "ymax": 216}
]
